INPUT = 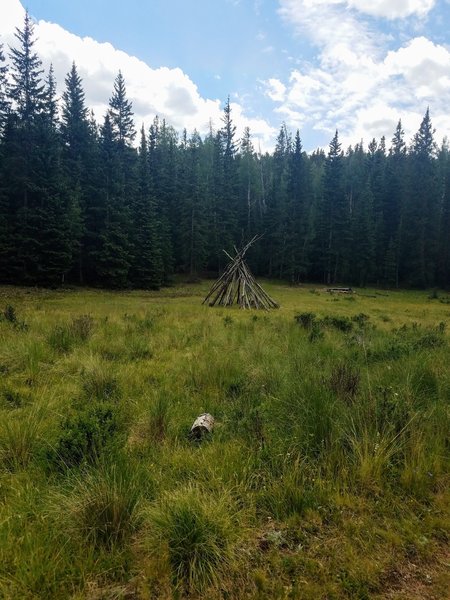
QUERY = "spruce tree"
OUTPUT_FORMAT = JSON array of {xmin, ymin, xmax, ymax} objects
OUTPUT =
[
  {"xmin": 8, "ymin": 11, "xmax": 45, "ymax": 124},
  {"xmin": 406, "ymin": 109, "xmax": 438, "ymax": 287},
  {"xmin": 385, "ymin": 120, "xmax": 407, "ymax": 287},
  {"xmin": 0, "ymin": 42, "xmax": 9, "ymax": 130},
  {"xmin": 61, "ymin": 63, "xmax": 99, "ymax": 283},
  {"xmin": 320, "ymin": 130, "xmax": 346, "ymax": 284},
  {"xmin": 4, "ymin": 12, "xmax": 47, "ymax": 282},
  {"xmin": 95, "ymin": 113, "xmax": 132, "ymax": 287},
  {"xmin": 285, "ymin": 130, "xmax": 312, "ymax": 282},
  {"xmin": 130, "ymin": 125, "xmax": 163, "ymax": 288},
  {"xmin": 108, "ymin": 71, "xmax": 136, "ymax": 147}
]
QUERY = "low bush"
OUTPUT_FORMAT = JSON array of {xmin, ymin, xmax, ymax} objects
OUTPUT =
[
  {"xmin": 294, "ymin": 312, "xmax": 316, "ymax": 329},
  {"xmin": 48, "ymin": 402, "xmax": 125, "ymax": 469},
  {"xmin": 1, "ymin": 304, "xmax": 28, "ymax": 330}
]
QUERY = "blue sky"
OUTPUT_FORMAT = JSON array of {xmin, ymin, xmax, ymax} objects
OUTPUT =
[{"xmin": 1, "ymin": 0, "xmax": 450, "ymax": 151}]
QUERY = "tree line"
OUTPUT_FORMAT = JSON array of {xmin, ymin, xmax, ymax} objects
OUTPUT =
[{"xmin": 1, "ymin": 13, "xmax": 449, "ymax": 289}]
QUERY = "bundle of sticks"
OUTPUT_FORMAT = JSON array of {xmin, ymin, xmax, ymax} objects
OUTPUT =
[{"xmin": 203, "ymin": 236, "xmax": 279, "ymax": 310}]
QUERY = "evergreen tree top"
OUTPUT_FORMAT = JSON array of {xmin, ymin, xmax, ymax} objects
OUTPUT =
[
  {"xmin": 411, "ymin": 107, "xmax": 436, "ymax": 158},
  {"xmin": 108, "ymin": 70, "xmax": 136, "ymax": 147},
  {"xmin": 8, "ymin": 11, "xmax": 45, "ymax": 124}
]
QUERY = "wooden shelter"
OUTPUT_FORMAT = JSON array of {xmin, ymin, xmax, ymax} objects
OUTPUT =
[{"xmin": 203, "ymin": 237, "xmax": 279, "ymax": 309}]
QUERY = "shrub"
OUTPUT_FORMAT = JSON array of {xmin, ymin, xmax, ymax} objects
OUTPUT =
[
  {"xmin": 322, "ymin": 315, "xmax": 353, "ymax": 333},
  {"xmin": 352, "ymin": 313, "xmax": 371, "ymax": 328},
  {"xmin": 308, "ymin": 322, "xmax": 324, "ymax": 342},
  {"xmin": 294, "ymin": 312, "xmax": 316, "ymax": 329},
  {"xmin": 48, "ymin": 403, "xmax": 125, "ymax": 469},
  {"xmin": 3, "ymin": 304, "xmax": 17, "ymax": 324},
  {"xmin": 1, "ymin": 304, "xmax": 28, "ymax": 331}
]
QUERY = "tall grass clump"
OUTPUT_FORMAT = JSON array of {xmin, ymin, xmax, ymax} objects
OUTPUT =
[
  {"xmin": 147, "ymin": 485, "xmax": 239, "ymax": 592},
  {"xmin": 329, "ymin": 361, "xmax": 360, "ymax": 402},
  {"xmin": 0, "ymin": 407, "xmax": 44, "ymax": 471},
  {"xmin": 81, "ymin": 359, "xmax": 121, "ymax": 402},
  {"xmin": 346, "ymin": 416, "xmax": 410, "ymax": 490},
  {"xmin": 147, "ymin": 392, "xmax": 170, "ymax": 443},
  {"xmin": 47, "ymin": 315, "xmax": 94, "ymax": 354},
  {"xmin": 61, "ymin": 461, "xmax": 145, "ymax": 548}
]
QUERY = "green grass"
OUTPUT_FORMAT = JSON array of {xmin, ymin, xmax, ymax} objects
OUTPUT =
[{"xmin": 0, "ymin": 281, "xmax": 448, "ymax": 599}]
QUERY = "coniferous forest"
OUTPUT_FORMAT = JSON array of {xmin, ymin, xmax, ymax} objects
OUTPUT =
[{"xmin": 1, "ymin": 14, "xmax": 450, "ymax": 290}]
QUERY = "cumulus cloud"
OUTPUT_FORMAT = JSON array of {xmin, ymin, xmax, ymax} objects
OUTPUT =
[
  {"xmin": 264, "ymin": 78, "xmax": 287, "ymax": 102},
  {"xmin": 348, "ymin": 0, "xmax": 435, "ymax": 20},
  {"xmin": 270, "ymin": 0, "xmax": 449, "ymax": 148},
  {"xmin": 0, "ymin": 0, "xmax": 276, "ymax": 149}
]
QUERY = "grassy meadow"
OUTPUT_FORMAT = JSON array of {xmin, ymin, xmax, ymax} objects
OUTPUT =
[{"xmin": 0, "ymin": 281, "xmax": 449, "ymax": 599}]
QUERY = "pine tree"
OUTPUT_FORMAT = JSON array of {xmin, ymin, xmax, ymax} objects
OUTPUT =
[
  {"xmin": 285, "ymin": 130, "xmax": 312, "ymax": 282},
  {"xmin": 108, "ymin": 71, "xmax": 136, "ymax": 147},
  {"xmin": 8, "ymin": 11, "xmax": 45, "ymax": 124},
  {"xmin": 405, "ymin": 109, "xmax": 438, "ymax": 287},
  {"xmin": 3, "ymin": 12, "xmax": 49, "ymax": 283},
  {"xmin": 60, "ymin": 64, "xmax": 99, "ymax": 283},
  {"xmin": 130, "ymin": 125, "xmax": 163, "ymax": 288},
  {"xmin": 238, "ymin": 127, "xmax": 262, "ymax": 242},
  {"xmin": 265, "ymin": 123, "xmax": 291, "ymax": 277},
  {"xmin": 95, "ymin": 113, "xmax": 132, "ymax": 287},
  {"xmin": 217, "ymin": 97, "xmax": 239, "ymax": 257},
  {"xmin": 37, "ymin": 80, "xmax": 75, "ymax": 285},
  {"xmin": 0, "ymin": 42, "xmax": 9, "ymax": 130},
  {"xmin": 148, "ymin": 117, "xmax": 175, "ymax": 281},
  {"xmin": 178, "ymin": 130, "xmax": 209, "ymax": 275},
  {"xmin": 319, "ymin": 130, "xmax": 347, "ymax": 284},
  {"xmin": 384, "ymin": 120, "xmax": 407, "ymax": 287}
]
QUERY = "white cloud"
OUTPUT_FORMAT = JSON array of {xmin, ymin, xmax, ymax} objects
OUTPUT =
[
  {"xmin": 272, "ymin": 0, "xmax": 450, "ymax": 148},
  {"xmin": 264, "ymin": 78, "xmax": 287, "ymax": 102},
  {"xmin": 348, "ymin": 0, "xmax": 435, "ymax": 20},
  {"xmin": 0, "ymin": 0, "xmax": 276, "ymax": 150}
]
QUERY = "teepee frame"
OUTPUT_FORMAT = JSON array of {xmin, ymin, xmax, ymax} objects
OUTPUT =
[{"xmin": 203, "ymin": 236, "xmax": 279, "ymax": 309}]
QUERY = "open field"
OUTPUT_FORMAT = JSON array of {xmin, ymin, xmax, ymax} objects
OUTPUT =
[{"xmin": 0, "ymin": 282, "xmax": 449, "ymax": 599}]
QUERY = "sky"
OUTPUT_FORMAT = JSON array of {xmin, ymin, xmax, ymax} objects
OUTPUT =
[{"xmin": 1, "ymin": 0, "xmax": 450, "ymax": 152}]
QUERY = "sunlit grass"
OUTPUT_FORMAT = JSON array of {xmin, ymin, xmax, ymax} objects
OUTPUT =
[{"xmin": 0, "ymin": 281, "xmax": 448, "ymax": 598}]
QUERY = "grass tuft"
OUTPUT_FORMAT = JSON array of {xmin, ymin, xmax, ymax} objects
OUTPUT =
[{"xmin": 147, "ymin": 485, "xmax": 239, "ymax": 592}]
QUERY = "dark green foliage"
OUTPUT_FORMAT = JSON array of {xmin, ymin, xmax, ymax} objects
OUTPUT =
[
  {"xmin": 48, "ymin": 402, "xmax": 125, "ymax": 469},
  {"xmin": 1, "ymin": 304, "xmax": 27, "ymax": 330},
  {"xmin": 322, "ymin": 315, "xmax": 353, "ymax": 332},
  {"xmin": 0, "ymin": 18, "xmax": 449, "ymax": 289},
  {"xmin": 294, "ymin": 312, "xmax": 316, "ymax": 328},
  {"xmin": 368, "ymin": 322, "xmax": 446, "ymax": 362}
]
